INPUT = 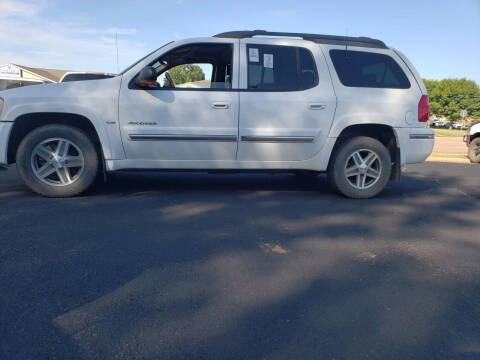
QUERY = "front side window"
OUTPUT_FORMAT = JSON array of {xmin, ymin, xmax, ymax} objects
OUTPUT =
[
  {"xmin": 329, "ymin": 50, "xmax": 410, "ymax": 89},
  {"xmin": 246, "ymin": 44, "xmax": 318, "ymax": 91},
  {"xmin": 152, "ymin": 43, "xmax": 232, "ymax": 90}
]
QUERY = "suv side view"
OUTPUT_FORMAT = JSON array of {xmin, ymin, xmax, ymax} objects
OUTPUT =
[{"xmin": 0, "ymin": 30, "xmax": 434, "ymax": 198}]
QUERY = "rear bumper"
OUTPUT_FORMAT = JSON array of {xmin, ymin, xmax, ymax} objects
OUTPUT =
[
  {"xmin": 0, "ymin": 121, "xmax": 13, "ymax": 168},
  {"xmin": 394, "ymin": 127, "xmax": 435, "ymax": 165}
]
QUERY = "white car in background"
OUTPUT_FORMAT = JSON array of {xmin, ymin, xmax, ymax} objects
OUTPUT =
[
  {"xmin": 60, "ymin": 72, "xmax": 116, "ymax": 82},
  {"xmin": 0, "ymin": 30, "xmax": 434, "ymax": 198},
  {"xmin": 465, "ymin": 122, "xmax": 480, "ymax": 163}
]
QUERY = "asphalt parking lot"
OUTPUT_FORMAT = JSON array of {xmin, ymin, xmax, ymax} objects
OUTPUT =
[{"xmin": 1, "ymin": 162, "xmax": 480, "ymax": 360}]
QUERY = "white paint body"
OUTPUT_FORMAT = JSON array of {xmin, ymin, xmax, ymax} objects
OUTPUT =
[
  {"xmin": 469, "ymin": 123, "xmax": 480, "ymax": 137},
  {"xmin": 0, "ymin": 36, "xmax": 434, "ymax": 171}
]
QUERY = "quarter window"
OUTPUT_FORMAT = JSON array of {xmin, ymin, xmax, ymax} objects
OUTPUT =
[
  {"xmin": 247, "ymin": 45, "xmax": 318, "ymax": 91},
  {"xmin": 329, "ymin": 50, "xmax": 410, "ymax": 89}
]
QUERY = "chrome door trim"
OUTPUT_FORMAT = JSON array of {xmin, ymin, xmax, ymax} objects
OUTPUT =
[
  {"xmin": 240, "ymin": 135, "xmax": 315, "ymax": 143},
  {"xmin": 128, "ymin": 134, "xmax": 237, "ymax": 141},
  {"xmin": 409, "ymin": 134, "xmax": 435, "ymax": 139}
]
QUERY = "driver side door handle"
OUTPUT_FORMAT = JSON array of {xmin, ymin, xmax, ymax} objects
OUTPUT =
[{"xmin": 211, "ymin": 102, "xmax": 230, "ymax": 109}]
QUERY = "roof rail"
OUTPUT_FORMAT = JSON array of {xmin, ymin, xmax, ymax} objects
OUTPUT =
[{"xmin": 214, "ymin": 30, "xmax": 387, "ymax": 49}]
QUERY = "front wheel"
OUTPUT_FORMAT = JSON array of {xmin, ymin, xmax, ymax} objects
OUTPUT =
[
  {"xmin": 16, "ymin": 124, "xmax": 99, "ymax": 197},
  {"xmin": 328, "ymin": 136, "xmax": 392, "ymax": 199},
  {"xmin": 468, "ymin": 138, "xmax": 480, "ymax": 163}
]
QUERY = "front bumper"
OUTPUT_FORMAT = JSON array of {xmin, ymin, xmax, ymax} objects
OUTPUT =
[
  {"xmin": 394, "ymin": 127, "xmax": 435, "ymax": 165},
  {"xmin": 0, "ymin": 121, "xmax": 14, "ymax": 168}
]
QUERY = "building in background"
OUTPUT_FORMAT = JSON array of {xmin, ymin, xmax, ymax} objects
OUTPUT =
[
  {"xmin": 0, "ymin": 63, "xmax": 115, "ymax": 90},
  {"xmin": 0, "ymin": 63, "xmax": 73, "ymax": 90}
]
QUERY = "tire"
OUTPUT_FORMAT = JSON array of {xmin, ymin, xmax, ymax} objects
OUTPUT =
[
  {"xmin": 16, "ymin": 124, "xmax": 99, "ymax": 197},
  {"xmin": 327, "ymin": 136, "xmax": 391, "ymax": 199},
  {"xmin": 468, "ymin": 138, "xmax": 480, "ymax": 163}
]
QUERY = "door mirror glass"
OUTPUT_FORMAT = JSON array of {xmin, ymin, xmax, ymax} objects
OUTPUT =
[{"xmin": 135, "ymin": 66, "xmax": 158, "ymax": 88}]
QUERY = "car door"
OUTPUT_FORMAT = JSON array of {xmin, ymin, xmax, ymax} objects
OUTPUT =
[
  {"xmin": 237, "ymin": 38, "xmax": 336, "ymax": 161},
  {"xmin": 118, "ymin": 39, "xmax": 239, "ymax": 162}
]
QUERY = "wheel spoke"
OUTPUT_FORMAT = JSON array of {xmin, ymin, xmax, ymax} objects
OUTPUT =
[
  {"xmin": 366, "ymin": 167, "xmax": 380, "ymax": 178},
  {"xmin": 352, "ymin": 152, "xmax": 363, "ymax": 166},
  {"xmin": 345, "ymin": 165, "xmax": 360, "ymax": 177},
  {"xmin": 56, "ymin": 167, "xmax": 71, "ymax": 185},
  {"xmin": 56, "ymin": 140, "xmax": 69, "ymax": 157},
  {"xmin": 37, "ymin": 163, "xmax": 56, "ymax": 179},
  {"xmin": 64, "ymin": 156, "xmax": 83, "ymax": 168},
  {"xmin": 36, "ymin": 146, "xmax": 54, "ymax": 161},
  {"xmin": 364, "ymin": 153, "xmax": 377, "ymax": 167},
  {"xmin": 360, "ymin": 174, "xmax": 367, "ymax": 188},
  {"xmin": 355, "ymin": 174, "xmax": 361, "ymax": 188}
]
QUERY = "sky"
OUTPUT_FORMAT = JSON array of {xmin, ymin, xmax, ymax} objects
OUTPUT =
[{"xmin": 0, "ymin": 0, "xmax": 479, "ymax": 83}]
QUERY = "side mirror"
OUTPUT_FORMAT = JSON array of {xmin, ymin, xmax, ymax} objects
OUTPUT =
[{"xmin": 135, "ymin": 66, "xmax": 158, "ymax": 88}]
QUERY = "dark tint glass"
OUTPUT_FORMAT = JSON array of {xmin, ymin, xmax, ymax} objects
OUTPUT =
[
  {"xmin": 247, "ymin": 45, "xmax": 317, "ymax": 91},
  {"xmin": 62, "ymin": 74, "xmax": 114, "ymax": 82},
  {"xmin": 329, "ymin": 50, "xmax": 410, "ymax": 89}
]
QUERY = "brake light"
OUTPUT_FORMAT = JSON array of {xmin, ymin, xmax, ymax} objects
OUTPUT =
[{"xmin": 418, "ymin": 95, "xmax": 429, "ymax": 122}]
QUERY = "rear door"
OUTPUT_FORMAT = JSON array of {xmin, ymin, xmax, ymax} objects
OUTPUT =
[{"xmin": 237, "ymin": 38, "xmax": 336, "ymax": 161}]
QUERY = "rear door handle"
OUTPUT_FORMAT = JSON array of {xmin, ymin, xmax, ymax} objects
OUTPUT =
[
  {"xmin": 309, "ymin": 103, "xmax": 326, "ymax": 110},
  {"xmin": 212, "ymin": 102, "xmax": 230, "ymax": 109}
]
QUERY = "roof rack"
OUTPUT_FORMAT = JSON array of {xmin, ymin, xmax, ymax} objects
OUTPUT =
[{"xmin": 214, "ymin": 30, "xmax": 387, "ymax": 49}]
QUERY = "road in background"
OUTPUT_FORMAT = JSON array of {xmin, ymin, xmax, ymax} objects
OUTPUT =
[{"xmin": 1, "ymin": 163, "xmax": 480, "ymax": 359}]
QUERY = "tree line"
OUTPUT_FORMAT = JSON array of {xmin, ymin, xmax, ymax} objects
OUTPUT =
[{"xmin": 423, "ymin": 78, "xmax": 480, "ymax": 120}]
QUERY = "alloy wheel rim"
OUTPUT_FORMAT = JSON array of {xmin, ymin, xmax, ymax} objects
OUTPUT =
[
  {"xmin": 31, "ymin": 138, "xmax": 85, "ymax": 187},
  {"xmin": 344, "ymin": 149, "xmax": 382, "ymax": 190}
]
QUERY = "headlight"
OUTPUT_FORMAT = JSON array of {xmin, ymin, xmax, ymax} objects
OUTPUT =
[{"xmin": 0, "ymin": 98, "xmax": 3, "ymax": 118}]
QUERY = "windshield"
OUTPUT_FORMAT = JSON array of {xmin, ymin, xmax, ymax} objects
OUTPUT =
[{"xmin": 119, "ymin": 41, "xmax": 174, "ymax": 75}]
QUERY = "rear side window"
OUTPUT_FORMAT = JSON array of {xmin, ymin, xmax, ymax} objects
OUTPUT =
[
  {"xmin": 247, "ymin": 45, "xmax": 318, "ymax": 91},
  {"xmin": 329, "ymin": 50, "xmax": 410, "ymax": 89}
]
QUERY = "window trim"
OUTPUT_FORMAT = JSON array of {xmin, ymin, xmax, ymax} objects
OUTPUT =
[
  {"xmin": 245, "ymin": 44, "xmax": 319, "ymax": 92},
  {"xmin": 129, "ymin": 42, "xmax": 235, "ymax": 91},
  {"xmin": 329, "ymin": 49, "xmax": 411, "ymax": 89}
]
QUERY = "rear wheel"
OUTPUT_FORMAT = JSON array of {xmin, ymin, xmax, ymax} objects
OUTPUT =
[
  {"xmin": 468, "ymin": 138, "xmax": 480, "ymax": 163},
  {"xmin": 328, "ymin": 136, "xmax": 391, "ymax": 199},
  {"xmin": 16, "ymin": 124, "xmax": 99, "ymax": 197}
]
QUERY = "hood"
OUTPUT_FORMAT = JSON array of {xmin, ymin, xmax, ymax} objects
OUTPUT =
[{"xmin": 0, "ymin": 76, "xmax": 122, "ymax": 121}]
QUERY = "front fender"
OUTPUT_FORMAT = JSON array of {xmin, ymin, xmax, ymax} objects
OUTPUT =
[{"xmin": 2, "ymin": 78, "xmax": 125, "ymax": 161}]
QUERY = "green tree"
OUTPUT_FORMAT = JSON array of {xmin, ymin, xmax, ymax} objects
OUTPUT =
[
  {"xmin": 165, "ymin": 64, "xmax": 205, "ymax": 85},
  {"xmin": 423, "ymin": 78, "xmax": 480, "ymax": 120}
]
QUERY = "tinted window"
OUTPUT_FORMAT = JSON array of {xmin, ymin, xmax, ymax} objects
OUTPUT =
[
  {"xmin": 329, "ymin": 50, "xmax": 410, "ymax": 89},
  {"xmin": 247, "ymin": 45, "xmax": 317, "ymax": 91}
]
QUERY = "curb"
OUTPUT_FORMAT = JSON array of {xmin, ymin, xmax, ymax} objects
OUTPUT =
[{"xmin": 426, "ymin": 157, "xmax": 470, "ymax": 164}]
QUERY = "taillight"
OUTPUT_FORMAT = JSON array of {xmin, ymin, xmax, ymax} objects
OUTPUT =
[{"xmin": 418, "ymin": 95, "xmax": 429, "ymax": 122}]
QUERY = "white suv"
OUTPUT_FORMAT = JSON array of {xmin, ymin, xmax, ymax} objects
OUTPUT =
[{"xmin": 0, "ymin": 30, "xmax": 434, "ymax": 198}]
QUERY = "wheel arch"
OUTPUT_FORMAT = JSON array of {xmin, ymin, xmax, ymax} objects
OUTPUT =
[
  {"xmin": 7, "ymin": 112, "xmax": 104, "ymax": 165},
  {"xmin": 327, "ymin": 123, "xmax": 401, "ymax": 180}
]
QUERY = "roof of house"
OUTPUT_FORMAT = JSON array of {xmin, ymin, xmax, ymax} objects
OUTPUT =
[{"xmin": 13, "ymin": 64, "xmax": 75, "ymax": 82}]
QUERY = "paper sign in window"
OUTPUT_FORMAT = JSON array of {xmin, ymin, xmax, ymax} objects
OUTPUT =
[
  {"xmin": 264, "ymin": 54, "xmax": 273, "ymax": 68},
  {"xmin": 249, "ymin": 48, "xmax": 259, "ymax": 62}
]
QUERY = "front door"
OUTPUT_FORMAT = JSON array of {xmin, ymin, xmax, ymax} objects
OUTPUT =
[
  {"xmin": 237, "ymin": 38, "xmax": 336, "ymax": 161},
  {"xmin": 119, "ymin": 40, "xmax": 239, "ymax": 161}
]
